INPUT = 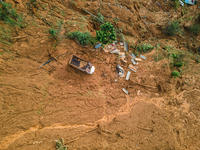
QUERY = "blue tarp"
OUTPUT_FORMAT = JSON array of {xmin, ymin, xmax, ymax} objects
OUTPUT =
[{"xmin": 185, "ymin": 0, "xmax": 195, "ymax": 5}]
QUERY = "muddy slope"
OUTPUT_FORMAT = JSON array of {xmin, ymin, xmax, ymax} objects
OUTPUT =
[{"xmin": 0, "ymin": 0, "xmax": 200, "ymax": 150}]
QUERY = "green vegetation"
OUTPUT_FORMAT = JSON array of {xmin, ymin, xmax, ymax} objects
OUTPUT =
[
  {"xmin": 49, "ymin": 28, "xmax": 57, "ymax": 39},
  {"xmin": 153, "ymin": 53, "xmax": 164, "ymax": 62},
  {"xmin": 130, "ymin": 45, "xmax": 135, "ymax": 49},
  {"xmin": 0, "ymin": 2, "xmax": 23, "ymax": 27},
  {"xmin": 115, "ymin": 28, "xmax": 124, "ymax": 42},
  {"xmin": 172, "ymin": 70, "xmax": 180, "ymax": 77},
  {"xmin": 56, "ymin": 138, "xmax": 67, "ymax": 150},
  {"xmin": 166, "ymin": 21, "xmax": 181, "ymax": 36},
  {"xmin": 190, "ymin": 24, "xmax": 200, "ymax": 35},
  {"xmin": 70, "ymin": 0, "xmax": 76, "ymax": 6},
  {"xmin": 136, "ymin": 43, "xmax": 155, "ymax": 53},
  {"xmin": 172, "ymin": 0, "xmax": 180, "ymax": 9},
  {"xmin": 93, "ymin": 12, "xmax": 105, "ymax": 24},
  {"xmin": 0, "ymin": 26, "xmax": 12, "ymax": 45},
  {"xmin": 113, "ymin": 18, "xmax": 119, "ymax": 24},
  {"xmin": 61, "ymin": 11, "xmax": 66, "ymax": 16},
  {"xmin": 36, "ymin": 109, "xmax": 42, "ymax": 115},
  {"xmin": 49, "ymin": 19, "xmax": 64, "ymax": 41},
  {"xmin": 135, "ymin": 52, "xmax": 139, "ymax": 56},
  {"xmin": 169, "ymin": 52, "xmax": 185, "ymax": 68},
  {"xmin": 68, "ymin": 31, "xmax": 96, "ymax": 45},
  {"xmin": 165, "ymin": 47, "xmax": 187, "ymax": 77},
  {"xmin": 30, "ymin": 0, "xmax": 37, "ymax": 6},
  {"xmin": 196, "ymin": 57, "xmax": 200, "ymax": 63},
  {"xmin": 96, "ymin": 22, "xmax": 116, "ymax": 44}
]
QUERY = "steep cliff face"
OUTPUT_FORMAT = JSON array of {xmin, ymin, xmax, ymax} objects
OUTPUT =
[{"xmin": 0, "ymin": 0, "xmax": 200, "ymax": 149}]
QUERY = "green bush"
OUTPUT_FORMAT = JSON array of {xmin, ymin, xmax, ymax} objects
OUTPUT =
[
  {"xmin": 196, "ymin": 58, "xmax": 200, "ymax": 63},
  {"xmin": 68, "ymin": 31, "xmax": 96, "ymax": 45},
  {"xmin": 174, "ymin": 62, "xmax": 184, "ymax": 68},
  {"xmin": 96, "ymin": 22, "xmax": 116, "ymax": 44},
  {"xmin": 190, "ymin": 24, "xmax": 200, "ymax": 35},
  {"xmin": 166, "ymin": 21, "xmax": 181, "ymax": 36},
  {"xmin": 0, "ymin": 2, "xmax": 23, "ymax": 27},
  {"xmin": 137, "ymin": 43, "xmax": 155, "ymax": 53},
  {"xmin": 172, "ymin": 71, "xmax": 180, "ymax": 77},
  {"xmin": 49, "ymin": 28, "xmax": 57, "ymax": 39}
]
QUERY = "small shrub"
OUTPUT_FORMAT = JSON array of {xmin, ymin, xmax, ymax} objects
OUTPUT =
[
  {"xmin": 196, "ymin": 58, "xmax": 200, "ymax": 63},
  {"xmin": 166, "ymin": 21, "xmax": 181, "ymax": 36},
  {"xmin": 174, "ymin": 62, "xmax": 184, "ymax": 68},
  {"xmin": 93, "ymin": 12, "xmax": 105, "ymax": 24},
  {"xmin": 113, "ymin": 18, "xmax": 119, "ymax": 24},
  {"xmin": 68, "ymin": 31, "xmax": 96, "ymax": 45},
  {"xmin": 96, "ymin": 22, "xmax": 116, "ymax": 44},
  {"xmin": 190, "ymin": 24, "xmax": 200, "ymax": 35},
  {"xmin": 172, "ymin": 71, "xmax": 180, "ymax": 77},
  {"xmin": 135, "ymin": 52, "xmax": 139, "ymax": 56},
  {"xmin": 137, "ymin": 43, "xmax": 155, "ymax": 53},
  {"xmin": 153, "ymin": 53, "xmax": 164, "ymax": 62},
  {"xmin": 49, "ymin": 28, "xmax": 57, "ymax": 38},
  {"xmin": 56, "ymin": 138, "xmax": 67, "ymax": 150},
  {"xmin": 115, "ymin": 28, "xmax": 124, "ymax": 42},
  {"xmin": 172, "ymin": 0, "xmax": 179, "ymax": 9},
  {"xmin": 130, "ymin": 45, "xmax": 135, "ymax": 49}
]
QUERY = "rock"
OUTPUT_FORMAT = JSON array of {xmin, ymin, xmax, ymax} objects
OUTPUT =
[{"xmin": 41, "ymin": 40, "xmax": 45, "ymax": 44}]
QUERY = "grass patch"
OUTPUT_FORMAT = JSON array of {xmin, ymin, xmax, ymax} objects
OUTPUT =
[
  {"xmin": 68, "ymin": 31, "xmax": 96, "ymax": 45},
  {"xmin": 49, "ymin": 28, "xmax": 57, "ymax": 39},
  {"xmin": 0, "ymin": 40, "xmax": 12, "ymax": 45},
  {"xmin": 56, "ymin": 138, "xmax": 67, "ymax": 150},
  {"xmin": 93, "ymin": 12, "xmax": 105, "ymax": 24},
  {"xmin": 166, "ymin": 21, "xmax": 182, "ymax": 36},
  {"xmin": 190, "ymin": 24, "xmax": 200, "ymax": 35},
  {"xmin": 113, "ymin": 18, "xmax": 119, "ymax": 24},
  {"xmin": 36, "ymin": 109, "xmax": 42, "ymax": 115},
  {"xmin": 153, "ymin": 53, "xmax": 164, "ymax": 62},
  {"xmin": 172, "ymin": 0, "xmax": 179, "ymax": 9},
  {"xmin": 115, "ymin": 28, "xmax": 124, "ymax": 42},
  {"xmin": 84, "ymin": 90, "xmax": 94, "ymax": 97},
  {"xmin": 136, "ymin": 43, "xmax": 155, "ymax": 53},
  {"xmin": 172, "ymin": 70, "xmax": 180, "ymax": 77},
  {"xmin": 0, "ymin": 2, "xmax": 24, "ymax": 27}
]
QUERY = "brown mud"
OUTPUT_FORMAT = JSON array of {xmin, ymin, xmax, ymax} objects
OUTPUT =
[{"xmin": 0, "ymin": 0, "xmax": 200, "ymax": 149}]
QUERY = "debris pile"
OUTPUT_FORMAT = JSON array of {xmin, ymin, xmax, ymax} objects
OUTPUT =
[{"xmin": 103, "ymin": 41, "xmax": 147, "ymax": 95}]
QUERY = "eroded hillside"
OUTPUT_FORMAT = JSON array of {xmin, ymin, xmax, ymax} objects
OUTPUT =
[{"xmin": 0, "ymin": 0, "xmax": 200, "ymax": 149}]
